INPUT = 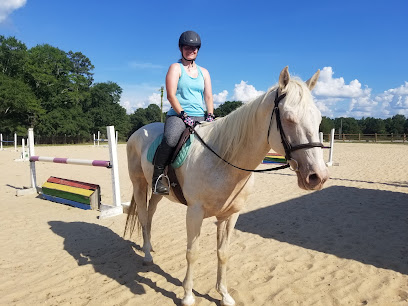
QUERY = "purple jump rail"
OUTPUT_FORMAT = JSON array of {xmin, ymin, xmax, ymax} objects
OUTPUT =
[{"xmin": 30, "ymin": 156, "xmax": 111, "ymax": 168}]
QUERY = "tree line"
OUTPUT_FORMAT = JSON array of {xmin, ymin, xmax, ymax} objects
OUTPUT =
[{"xmin": 1, "ymin": 36, "xmax": 407, "ymax": 144}]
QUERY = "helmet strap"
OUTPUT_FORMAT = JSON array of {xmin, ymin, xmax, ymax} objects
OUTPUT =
[{"xmin": 181, "ymin": 52, "xmax": 196, "ymax": 66}]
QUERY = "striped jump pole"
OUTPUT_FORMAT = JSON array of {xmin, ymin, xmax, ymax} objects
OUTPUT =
[
  {"xmin": 17, "ymin": 126, "xmax": 123, "ymax": 218},
  {"xmin": 29, "ymin": 156, "xmax": 111, "ymax": 168}
]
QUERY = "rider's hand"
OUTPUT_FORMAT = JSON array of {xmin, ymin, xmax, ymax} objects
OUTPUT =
[
  {"xmin": 205, "ymin": 113, "xmax": 215, "ymax": 122},
  {"xmin": 179, "ymin": 111, "xmax": 196, "ymax": 127}
]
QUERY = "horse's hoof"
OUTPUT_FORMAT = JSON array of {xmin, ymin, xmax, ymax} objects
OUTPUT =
[
  {"xmin": 142, "ymin": 260, "xmax": 154, "ymax": 266},
  {"xmin": 221, "ymin": 294, "xmax": 236, "ymax": 306},
  {"xmin": 181, "ymin": 295, "xmax": 195, "ymax": 306}
]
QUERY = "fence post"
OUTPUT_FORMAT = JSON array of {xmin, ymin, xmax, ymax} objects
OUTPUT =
[{"xmin": 375, "ymin": 133, "xmax": 377, "ymax": 142}]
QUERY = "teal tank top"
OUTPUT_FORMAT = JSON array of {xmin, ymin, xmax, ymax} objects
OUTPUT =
[{"xmin": 167, "ymin": 63, "xmax": 205, "ymax": 117}]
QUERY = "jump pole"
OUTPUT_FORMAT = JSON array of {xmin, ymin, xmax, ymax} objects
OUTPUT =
[
  {"xmin": 16, "ymin": 126, "xmax": 123, "ymax": 218},
  {"xmin": 0, "ymin": 133, "xmax": 18, "ymax": 151}
]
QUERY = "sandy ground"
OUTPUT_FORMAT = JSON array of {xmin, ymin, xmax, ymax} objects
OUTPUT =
[{"xmin": 0, "ymin": 142, "xmax": 407, "ymax": 305}]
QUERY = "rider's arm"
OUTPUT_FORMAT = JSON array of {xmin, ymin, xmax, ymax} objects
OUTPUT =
[
  {"xmin": 201, "ymin": 67, "xmax": 214, "ymax": 114},
  {"xmin": 166, "ymin": 63, "xmax": 183, "ymax": 114}
]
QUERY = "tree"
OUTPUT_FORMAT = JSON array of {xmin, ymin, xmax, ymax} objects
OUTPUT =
[
  {"xmin": 128, "ymin": 104, "xmax": 162, "ymax": 137},
  {"xmin": 24, "ymin": 44, "xmax": 72, "ymax": 110},
  {"xmin": 0, "ymin": 74, "xmax": 43, "ymax": 134},
  {"xmin": 319, "ymin": 116, "xmax": 334, "ymax": 134},
  {"xmin": 214, "ymin": 101, "xmax": 243, "ymax": 117},
  {"xmin": 0, "ymin": 36, "xmax": 27, "ymax": 78},
  {"xmin": 66, "ymin": 51, "xmax": 94, "ymax": 107},
  {"xmin": 334, "ymin": 117, "xmax": 361, "ymax": 134},
  {"xmin": 385, "ymin": 114, "xmax": 406, "ymax": 134},
  {"xmin": 87, "ymin": 82, "xmax": 130, "ymax": 138},
  {"xmin": 360, "ymin": 117, "xmax": 386, "ymax": 134}
]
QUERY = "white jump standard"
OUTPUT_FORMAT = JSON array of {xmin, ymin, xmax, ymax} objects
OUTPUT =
[{"xmin": 16, "ymin": 126, "xmax": 124, "ymax": 218}]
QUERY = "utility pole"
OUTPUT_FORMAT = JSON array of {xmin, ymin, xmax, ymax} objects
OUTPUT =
[{"xmin": 159, "ymin": 86, "xmax": 164, "ymax": 123}]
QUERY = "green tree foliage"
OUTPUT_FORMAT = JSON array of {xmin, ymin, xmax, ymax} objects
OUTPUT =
[
  {"xmin": 0, "ymin": 36, "xmax": 27, "ymax": 78},
  {"xmin": 319, "ymin": 117, "xmax": 334, "ymax": 134},
  {"xmin": 0, "ymin": 36, "xmax": 130, "ymax": 141},
  {"xmin": 0, "ymin": 74, "xmax": 43, "ymax": 133},
  {"xmin": 385, "ymin": 114, "xmax": 406, "ymax": 134},
  {"xmin": 87, "ymin": 82, "xmax": 130, "ymax": 137},
  {"xmin": 214, "ymin": 101, "xmax": 243, "ymax": 117},
  {"xmin": 360, "ymin": 117, "xmax": 387, "ymax": 134},
  {"xmin": 129, "ymin": 104, "xmax": 162, "ymax": 137},
  {"xmin": 334, "ymin": 117, "xmax": 362, "ymax": 134}
]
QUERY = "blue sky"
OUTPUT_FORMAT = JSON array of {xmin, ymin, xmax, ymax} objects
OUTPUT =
[{"xmin": 1, "ymin": 0, "xmax": 407, "ymax": 119}]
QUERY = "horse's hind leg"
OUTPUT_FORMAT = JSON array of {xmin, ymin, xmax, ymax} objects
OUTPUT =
[
  {"xmin": 145, "ymin": 194, "xmax": 161, "ymax": 254},
  {"xmin": 131, "ymin": 178, "xmax": 160, "ymax": 265}
]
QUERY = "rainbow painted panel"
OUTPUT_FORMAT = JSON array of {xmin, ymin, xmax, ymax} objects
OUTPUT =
[{"xmin": 262, "ymin": 153, "xmax": 287, "ymax": 164}]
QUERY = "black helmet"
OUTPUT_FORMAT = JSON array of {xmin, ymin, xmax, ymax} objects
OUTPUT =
[{"xmin": 179, "ymin": 31, "xmax": 201, "ymax": 49}]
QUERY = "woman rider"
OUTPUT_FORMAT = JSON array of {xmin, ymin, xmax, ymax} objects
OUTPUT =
[{"xmin": 152, "ymin": 30, "xmax": 215, "ymax": 195}]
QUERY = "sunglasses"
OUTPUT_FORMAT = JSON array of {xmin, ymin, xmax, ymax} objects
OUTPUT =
[{"xmin": 182, "ymin": 45, "xmax": 198, "ymax": 51}]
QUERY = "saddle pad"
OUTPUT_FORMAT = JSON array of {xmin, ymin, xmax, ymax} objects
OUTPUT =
[{"xmin": 147, "ymin": 133, "xmax": 194, "ymax": 168}]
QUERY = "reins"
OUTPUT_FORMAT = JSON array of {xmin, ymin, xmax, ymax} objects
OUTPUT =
[
  {"xmin": 193, "ymin": 88, "xmax": 323, "ymax": 173},
  {"xmin": 193, "ymin": 131, "xmax": 290, "ymax": 173}
]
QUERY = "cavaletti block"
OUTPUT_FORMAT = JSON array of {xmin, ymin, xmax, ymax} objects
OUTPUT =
[{"xmin": 41, "ymin": 176, "xmax": 101, "ymax": 210}]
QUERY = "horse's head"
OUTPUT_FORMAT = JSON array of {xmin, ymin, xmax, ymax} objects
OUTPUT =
[{"xmin": 268, "ymin": 67, "xmax": 329, "ymax": 190}]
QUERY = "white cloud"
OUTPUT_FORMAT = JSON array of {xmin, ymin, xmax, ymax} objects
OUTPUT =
[
  {"xmin": 313, "ymin": 67, "xmax": 408, "ymax": 118},
  {"xmin": 213, "ymin": 90, "xmax": 228, "ymax": 107},
  {"xmin": 0, "ymin": 0, "xmax": 26, "ymax": 22},
  {"xmin": 147, "ymin": 92, "xmax": 171, "ymax": 111},
  {"xmin": 129, "ymin": 61, "xmax": 165, "ymax": 70},
  {"xmin": 373, "ymin": 82, "xmax": 408, "ymax": 117},
  {"xmin": 314, "ymin": 67, "xmax": 370, "ymax": 98},
  {"xmin": 119, "ymin": 83, "xmax": 170, "ymax": 114},
  {"xmin": 232, "ymin": 80, "xmax": 264, "ymax": 102}
]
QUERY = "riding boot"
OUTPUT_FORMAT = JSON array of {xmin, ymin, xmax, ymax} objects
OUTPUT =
[{"xmin": 152, "ymin": 141, "xmax": 174, "ymax": 195}]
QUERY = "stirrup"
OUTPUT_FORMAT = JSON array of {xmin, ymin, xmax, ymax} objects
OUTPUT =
[{"xmin": 153, "ymin": 173, "xmax": 170, "ymax": 195}]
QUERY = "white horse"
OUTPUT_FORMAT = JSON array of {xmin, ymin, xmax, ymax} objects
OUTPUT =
[{"xmin": 125, "ymin": 67, "xmax": 329, "ymax": 306}]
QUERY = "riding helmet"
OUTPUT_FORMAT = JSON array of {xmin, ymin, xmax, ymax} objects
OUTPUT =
[{"xmin": 179, "ymin": 31, "xmax": 201, "ymax": 49}]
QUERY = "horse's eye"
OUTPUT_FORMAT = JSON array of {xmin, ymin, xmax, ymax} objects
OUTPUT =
[{"xmin": 283, "ymin": 111, "xmax": 298, "ymax": 124}]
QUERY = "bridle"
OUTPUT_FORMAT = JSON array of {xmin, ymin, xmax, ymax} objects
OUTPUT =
[
  {"xmin": 267, "ymin": 90, "xmax": 324, "ymax": 171},
  {"xmin": 194, "ymin": 89, "xmax": 323, "ymax": 173}
]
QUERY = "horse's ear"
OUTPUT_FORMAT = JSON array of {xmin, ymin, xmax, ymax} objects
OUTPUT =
[
  {"xmin": 306, "ymin": 69, "xmax": 320, "ymax": 91},
  {"xmin": 279, "ymin": 66, "xmax": 290, "ymax": 91}
]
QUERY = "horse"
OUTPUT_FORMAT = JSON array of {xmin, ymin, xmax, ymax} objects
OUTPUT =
[{"xmin": 125, "ymin": 66, "xmax": 329, "ymax": 306}]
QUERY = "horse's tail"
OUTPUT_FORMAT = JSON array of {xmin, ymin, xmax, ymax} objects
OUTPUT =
[{"xmin": 124, "ymin": 194, "xmax": 141, "ymax": 238}]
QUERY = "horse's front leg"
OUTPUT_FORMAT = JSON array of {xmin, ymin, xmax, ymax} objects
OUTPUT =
[
  {"xmin": 181, "ymin": 204, "xmax": 204, "ymax": 306},
  {"xmin": 216, "ymin": 212, "xmax": 239, "ymax": 306}
]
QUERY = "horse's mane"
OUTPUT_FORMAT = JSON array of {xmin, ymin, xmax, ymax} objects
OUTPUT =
[{"xmin": 200, "ymin": 77, "xmax": 313, "ymax": 163}]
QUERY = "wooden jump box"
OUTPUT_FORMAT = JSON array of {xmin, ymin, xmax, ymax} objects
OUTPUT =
[{"xmin": 41, "ymin": 176, "xmax": 101, "ymax": 210}]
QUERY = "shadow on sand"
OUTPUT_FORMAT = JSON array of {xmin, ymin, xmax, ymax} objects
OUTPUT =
[
  {"xmin": 48, "ymin": 221, "xmax": 219, "ymax": 305},
  {"xmin": 236, "ymin": 186, "xmax": 408, "ymax": 275}
]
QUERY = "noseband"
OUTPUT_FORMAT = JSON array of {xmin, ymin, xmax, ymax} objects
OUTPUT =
[{"xmin": 268, "ymin": 90, "xmax": 323, "ymax": 169}]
